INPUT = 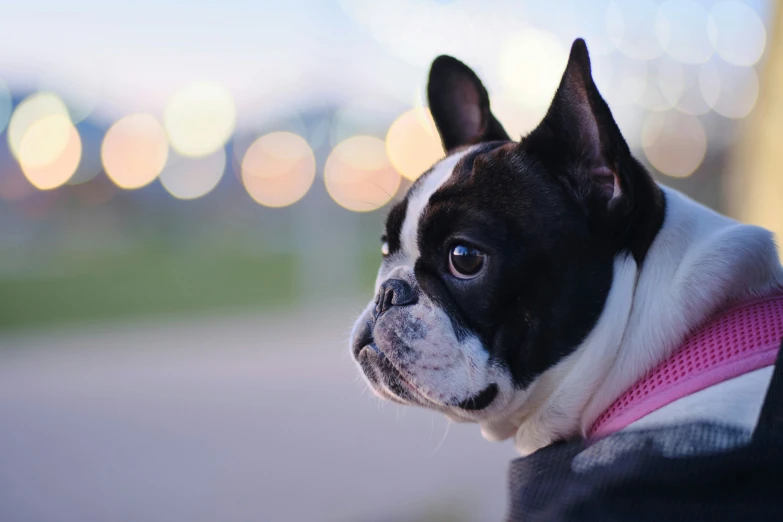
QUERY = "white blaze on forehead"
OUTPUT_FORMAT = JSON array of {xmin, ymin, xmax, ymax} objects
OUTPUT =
[{"xmin": 400, "ymin": 147, "xmax": 477, "ymax": 260}]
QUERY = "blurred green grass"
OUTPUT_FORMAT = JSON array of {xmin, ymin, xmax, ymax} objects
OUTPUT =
[
  {"xmin": 0, "ymin": 218, "xmax": 387, "ymax": 330},
  {"xmin": 359, "ymin": 244, "xmax": 381, "ymax": 294},
  {"xmin": 0, "ymin": 247, "xmax": 296, "ymax": 329}
]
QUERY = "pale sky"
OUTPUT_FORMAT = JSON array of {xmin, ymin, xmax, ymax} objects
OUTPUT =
[
  {"xmin": 0, "ymin": 0, "xmax": 772, "ymax": 130},
  {"xmin": 0, "ymin": 1, "xmax": 420, "ymax": 124}
]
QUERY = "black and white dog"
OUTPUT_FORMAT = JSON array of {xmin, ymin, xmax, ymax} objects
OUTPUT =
[{"xmin": 350, "ymin": 39, "xmax": 783, "ymax": 455}]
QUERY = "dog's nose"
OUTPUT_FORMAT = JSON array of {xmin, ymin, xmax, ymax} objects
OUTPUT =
[{"xmin": 374, "ymin": 279, "xmax": 417, "ymax": 318}]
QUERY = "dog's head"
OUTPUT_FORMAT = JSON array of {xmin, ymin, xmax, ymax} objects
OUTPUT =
[{"xmin": 350, "ymin": 39, "xmax": 664, "ymax": 438}]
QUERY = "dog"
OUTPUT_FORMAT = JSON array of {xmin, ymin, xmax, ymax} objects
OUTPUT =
[{"xmin": 350, "ymin": 38, "xmax": 783, "ymax": 456}]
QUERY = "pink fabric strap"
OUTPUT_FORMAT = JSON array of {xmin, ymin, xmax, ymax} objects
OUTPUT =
[{"xmin": 588, "ymin": 294, "xmax": 783, "ymax": 439}]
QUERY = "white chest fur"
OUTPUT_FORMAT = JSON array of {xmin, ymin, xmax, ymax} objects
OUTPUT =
[{"xmin": 500, "ymin": 185, "xmax": 783, "ymax": 455}]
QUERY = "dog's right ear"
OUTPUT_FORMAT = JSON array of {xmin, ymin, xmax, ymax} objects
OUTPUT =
[{"xmin": 427, "ymin": 55, "xmax": 510, "ymax": 153}]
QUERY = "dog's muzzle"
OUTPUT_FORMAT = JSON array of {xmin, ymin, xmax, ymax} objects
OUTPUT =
[
  {"xmin": 372, "ymin": 278, "xmax": 417, "ymax": 320},
  {"xmin": 353, "ymin": 278, "xmax": 417, "ymax": 358}
]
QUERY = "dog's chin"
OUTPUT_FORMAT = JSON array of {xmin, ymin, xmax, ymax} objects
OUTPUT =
[
  {"xmin": 351, "ymin": 303, "xmax": 507, "ymax": 420},
  {"xmin": 354, "ymin": 341, "xmax": 434, "ymax": 407},
  {"xmin": 355, "ymin": 341, "xmax": 502, "ymax": 419}
]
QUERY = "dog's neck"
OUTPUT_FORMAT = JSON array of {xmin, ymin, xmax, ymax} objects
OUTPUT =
[{"xmin": 480, "ymin": 186, "xmax": 783, "ymax": 455}]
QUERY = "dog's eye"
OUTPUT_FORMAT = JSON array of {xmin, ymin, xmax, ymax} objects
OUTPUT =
[
  {"xmin": 449, "ymin": 245, "xmax": 486, "ymax": 279},
  {"xmin": 381, "ymin": 241, "xmax": 389, "ymax": 256}
]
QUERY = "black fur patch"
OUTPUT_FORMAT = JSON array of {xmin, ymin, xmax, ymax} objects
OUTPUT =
[
  {"xmin": 407, "ymin": 40, "xmax": 665, "ymax": 389},
  {"xmin": 382, "ymin": 161, "xmax": 444, "ymax": 257},
  {"xmin": 414, "ymin": 143, "xmax": 622, "ymax": 387},
  {"xmin": 362, "ymin": 39, "xmax": 666, "ymax": 405},
  {"xmin": 384, "ymin": 199, "xmax": 408, "ymax": 256}
]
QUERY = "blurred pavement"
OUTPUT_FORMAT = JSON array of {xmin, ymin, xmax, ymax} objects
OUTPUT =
[{"xmin": 0, "ymin": 303, "xmax": 516, "ymax": 522}]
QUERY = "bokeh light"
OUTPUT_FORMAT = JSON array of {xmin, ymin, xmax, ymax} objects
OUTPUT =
[
  {"xmin": 588, "ymin": 50, "xmax": 615, "ymax": 95},
  {"xmin": 231, "ymin": 112, "xmax": 311, "ymax": 185},
  {"xmin": 656, "ymin": 58, "xmax": 715, "ymax": 116},
  {"xmin": 525, "ymin": 0, "xmax": 616, "ymax": 57},
  {"xmin": 7, "ymin": 92, "xmax": 70, "ymax": 162},
  {"xmin": 708, "ymin": 2, "xmax": 766, "ymax": 66},
  {"xmin": 164, "ymin": 81, "xmax": 236, "ymax": 158},
  {"xmin": 701, "ymin": 62, "xmax": 759, "ymax": 119},
  {"xmin": 330, "ymin": 98, "xmax": 400, "ymax": 149},
  {"xmin": 241, "ymin": 132, "xmax": 316, "ymax": 208},
  {"xmin": 0, "ymin": 79, "xmax": 12, "ymax": 134},
  {"xmin": 600, "ymin": 56, "xmax": 647, "ymax": 108},
  {"xmin": 656, "ymin": 59, "xmax": 685, "ymax": 111},
  {"xmin": 102, "ymin": 114, "xmax": 169, "ymax": 189},
  {"xmin": 607, "ymin": 0, "xmax": 666, "ymax": 61},
  {"xmin": 642, "ymin": 111, "xmax": 707, "ymax": 178},
  {"xmin": 499, "ymin": 29, "xmax": 567, "ymax": 110},
  {"xmin": 637, "ymin": 60, "xmax": 678, "ymax": 112},
  {"xmin": 656, "ymin": 0, "xmax": 713, "ymax": 64},
  {"xmin": 19, "ymin": 114, "xmax": 73, "ymax": 168},
  {"xmin": 385, "ymin": 108, "xmax": 443, "ymax": 181},
  {"xmin": 338, "ymin": 0, "xmax": 521, "ymax": 70},
  {"xmin": 324, "ymin": 135, "xmax": 400, "ymax": 212},
  {"xmin": 160, "ymin": 148, "xmax": 226, "ymax": 200},
  {"xmin": 611, "ymin": 104, "xmax": 646, "ymax": 150},
  {"xmin": 67, "ymin": 122, "xmax": 105, "ymax": 185},
  {"xmin": 8, "ymin": 92, "xmax": 82, "ymax": 190},
  {"xmin": 38, "ymin": 60, "xmax": 102, "ymax": 124},
  {"xmin": 18, "ymin": 114, "xmax": 82, "ymax": 190},
  {"xmin": 669, "ymin": 64, "xmax": 712, "ymax": 116},
  {"xmin": 490, "ymin": 96, "xmax": 545, "ymax": 140}
]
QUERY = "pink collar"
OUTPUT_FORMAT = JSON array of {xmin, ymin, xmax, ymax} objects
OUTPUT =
[{"xmin": 588, "ymin": 293, "xmax": 783, "ymax": 439}]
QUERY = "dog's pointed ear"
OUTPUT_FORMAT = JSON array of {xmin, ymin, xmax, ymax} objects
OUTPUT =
[
  {"xmin": 427, "ymin": 55, "xmax": 510, "ymax": 153},
  {"xmin": 532, "ymin": 39, "xmax": 630, "ymax": 209}
]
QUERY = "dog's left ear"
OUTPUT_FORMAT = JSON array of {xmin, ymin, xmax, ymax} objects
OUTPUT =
[
  {"xmin": 427, "ymin": 55, "xmax": 510, "ymax": 153},
  {"xmin": 529, "ymin": 39, "xmax": 633, "ymax": 211}
]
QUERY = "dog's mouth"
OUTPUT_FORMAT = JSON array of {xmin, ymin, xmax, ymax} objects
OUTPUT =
[
  {"xmin": 353, "ymin": 325, "xmax": 441, "ymax": 408},
  {"xmin": 351, "ymin": 322, "xmax": 375, "ymax": 359},
  {"xmin": 354, "ymin": 328, "xmax": 498, "ymax": 413},
  {"xmin": 455, "ymin": 384, "xmax": 498, "ymax": 411},
  {"xmin": 356, "ymin": 338, "xmax": 428, "ymax": 404}
]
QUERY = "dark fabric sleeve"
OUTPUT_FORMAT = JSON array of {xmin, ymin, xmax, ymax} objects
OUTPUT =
[
  {"xmin": 505, "ymin": 339, "xmax": 783, "ymax": 522},
  {"xmin": 754, "ymin": 339, "xmax": 783, "ymax": 442}
]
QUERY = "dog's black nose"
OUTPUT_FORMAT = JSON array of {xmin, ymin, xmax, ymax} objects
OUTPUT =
[{"xmin": 374, "ymin": 279, "xmax": 417, "ymax": 318}]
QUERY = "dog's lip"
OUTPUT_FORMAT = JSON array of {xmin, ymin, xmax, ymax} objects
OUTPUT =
[
  {"xmin": 354, "ymin": 341, "xmax": 380, "ymax": 362},
  {"xmin": 385, "ymin": 365, "xmax": 440, "ymax": 408},
  {"xmin": 456, "ymin": 383, "xmax": 498, "ymax": 411},
  {"xmin": 361, "ymin": 343, "xmax": 435, "ymax": 406},
  {"xmin": 352, "ymin": 331, "xmax": 374, "ymax": 359},
  {"xmin": 356, "ymin": 326, "xmax": 498, "ymax": 413},
  {"xmin": 353, "ymin": 323, "xmax": 439, "ymax": 408},
  {"xmin": 385, "ymin": 362, "xmax": 418, "ymax": 392}
]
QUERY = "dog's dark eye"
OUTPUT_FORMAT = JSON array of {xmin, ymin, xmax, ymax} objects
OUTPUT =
[{"xmin": 449, "ymin": 245, "xmax": 486, "ymax": 279}]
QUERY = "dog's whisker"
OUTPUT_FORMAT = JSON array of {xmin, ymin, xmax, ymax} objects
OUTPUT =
[
  {"xmin": 368, "ymin": 179, "xmax": 393, "ymax": 199},
  {"xmin": 431, "ymin": 418, "xmax": 452, "ymax": 455},
  {"xmin": 348, "ymin": 199, "xmax": 382, "ymax": 210}
]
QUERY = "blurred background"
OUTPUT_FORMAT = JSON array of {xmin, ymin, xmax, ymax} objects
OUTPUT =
[{"xmin": 0, "ymin": 1, "xmax": 781, "ymax": 521}]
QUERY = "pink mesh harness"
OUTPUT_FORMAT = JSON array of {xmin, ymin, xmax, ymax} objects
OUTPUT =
[{"xmin": 588, "ymin": 294, "xmax": 783, "ymax": 439}]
